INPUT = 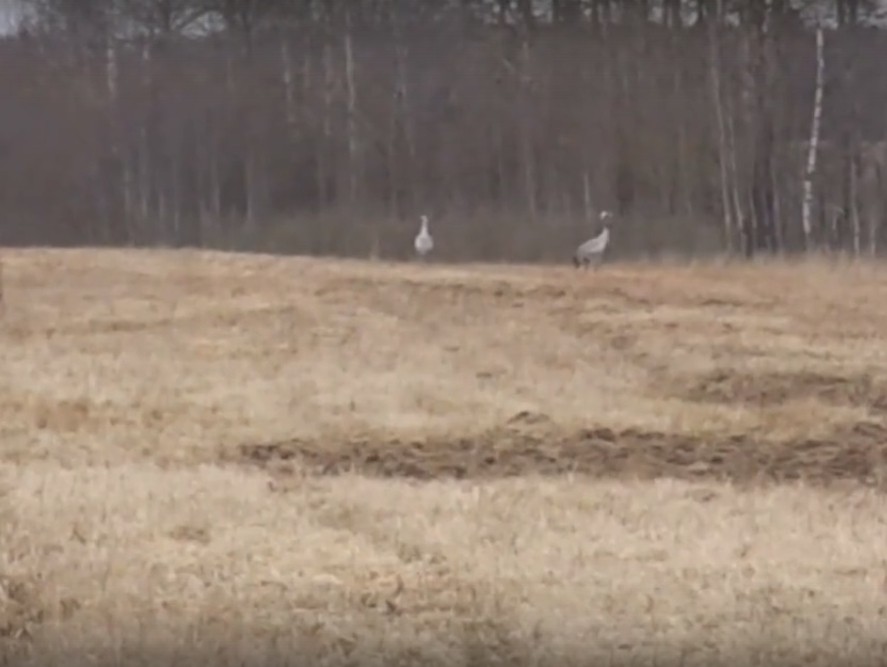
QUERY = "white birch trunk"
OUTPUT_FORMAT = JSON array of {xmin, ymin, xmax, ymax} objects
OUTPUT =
[{"xmin": 801, "ymin": 27, "xmax": 825, "ymax": 251}]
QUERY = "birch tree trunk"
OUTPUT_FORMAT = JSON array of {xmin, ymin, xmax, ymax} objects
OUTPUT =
[
  {"xmin": 318, "ymin": 37, "xmax": 334, "ymax": 206},
  {"xmin": 343, "ymin": 11, "xmax": 360, "ymax": 204},
  {"xmin": 860, "ymin": 141, "xmax": 886, "ymax": 257},
  {"xmin": 105, "ymin": 32, "xmax": 122, "ymax": 243},
  {"xmin": 281, "ymin": 37, "xmax": 297, "ymax": 134},
  {"xmin": 200, "ymin": 112, "xmax": 222, "ymax": 244},
  {"xmin": 748, "ymin": 4, "xmax": 778, "ymax": 255},
  {"xmin": 673, "ymin": 59, "xmax": 693, "ymax": 218},
  {"xmin": 137, "ymin": 40, "xmax": 154, "ymax": 242},
  {"xmin": 801, "ymin": 26, "xmax": 825, "ymax": 252},
  {"xmin": 518, "ymin": 34, "xmax": 537, "ymax": 220},
  {"xmin": 244, "ymin": 147, "xmax": 257, "ymax": 230},
  {"xmin": 849, "ymin": 150, "xmax": 861, "ymax": 256},
  {"xmin": 138, "ymin": 125, "xmax": 150, "ymax": 240},
  {"xmin": 106, "ymin": 30, "xmax": 137, "ymax": 244},
  {"xmin": 737, "ymin": 28, "xmax": 759, "ymax": 256},
  {"xmin": 390, "ymin": 11, "xmax": 415, "ymax": 219},
  {"xmin": 719, "ymin": 13, "xmax": 746, "ymax": 257}
]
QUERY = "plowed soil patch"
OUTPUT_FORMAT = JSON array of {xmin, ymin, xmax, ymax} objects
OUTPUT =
[
  {"xmin": 230, "ymin": 415, "xmax": 887, "ymax": 488},
  {"xmin": 682, "ymin": 369, "xmax": 887, "ymax": 411}
]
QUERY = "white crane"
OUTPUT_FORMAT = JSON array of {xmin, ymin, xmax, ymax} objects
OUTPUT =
[
  {"xmin": 573, "ymin": 210, "xmax": 613, "ymax": 270},
  {"xmin": 414, "ymin": 214, "xmax": 434, "ymax": 260}
]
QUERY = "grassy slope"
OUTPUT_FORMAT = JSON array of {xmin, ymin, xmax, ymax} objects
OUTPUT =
[{"xmin": 1, "ymin": 248, "xmax": 887, "ymax": 666}]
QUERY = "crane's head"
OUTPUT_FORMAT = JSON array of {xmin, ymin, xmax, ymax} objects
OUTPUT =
[{"xmin": 599, "ymin": 210, "xmax": 613, "ymax": 222}]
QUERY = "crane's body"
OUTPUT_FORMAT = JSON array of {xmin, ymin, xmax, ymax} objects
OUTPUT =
[
  {"xmin": 414, "ymin": 214, "xmax": 433, "ymax": 259},
  {"xmin": 573, "ymin": 211, "xmax": 613, "ymax": 270}
]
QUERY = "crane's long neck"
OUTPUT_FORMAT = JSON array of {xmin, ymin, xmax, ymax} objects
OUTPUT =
[{"xmin": 421, "ymin": 219, "xmax": 429, "ymax": 234}]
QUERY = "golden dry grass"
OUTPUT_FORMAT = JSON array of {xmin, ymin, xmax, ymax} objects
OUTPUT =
[{"xmin": 2, "ymin": 248, "xmax": 887, "ymax": 666}]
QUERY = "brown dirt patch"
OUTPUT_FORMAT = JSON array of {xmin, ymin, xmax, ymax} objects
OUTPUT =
[
  {"xmin": 229, "ymin": 411, "xmax": 887, "ymax": 488},
  {"xmin": 0, "ymin": 573, "xmax": 56, "ymax": 644},
  {"xmin": 682, "ymin": 369, "xmax": 887, "ymax": 411}
]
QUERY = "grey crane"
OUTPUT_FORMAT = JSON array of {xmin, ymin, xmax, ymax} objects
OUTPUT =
[
  {"xmin": 573, "ymin": 210, "xmax": 613, "ymax": 270},
  {"xmin": 414, "ymin": 214, "xmax": 434, "ymax": 260}
]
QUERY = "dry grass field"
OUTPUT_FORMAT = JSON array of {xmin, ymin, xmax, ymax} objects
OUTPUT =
[{"xmin": 1, "ymin": 248, "xmax": 887, "ymax": 666}]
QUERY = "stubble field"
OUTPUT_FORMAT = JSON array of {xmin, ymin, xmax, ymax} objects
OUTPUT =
[{"xmin": 1, "ymin": 248, "xmax": 887, "ymax": 666}]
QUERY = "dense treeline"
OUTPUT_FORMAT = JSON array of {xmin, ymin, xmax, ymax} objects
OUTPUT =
[{"xmin": 1, "ymin": 0, "xmax": 886, "ymax": 261}]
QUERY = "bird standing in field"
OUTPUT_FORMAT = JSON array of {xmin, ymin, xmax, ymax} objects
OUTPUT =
[
  {"xmin": 573, "ymin": 210, "xmax": 613, "ymax": 270},
  {"xmin": 414, "ymin": 214, "xmax": 434, "ymax": 260}
]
